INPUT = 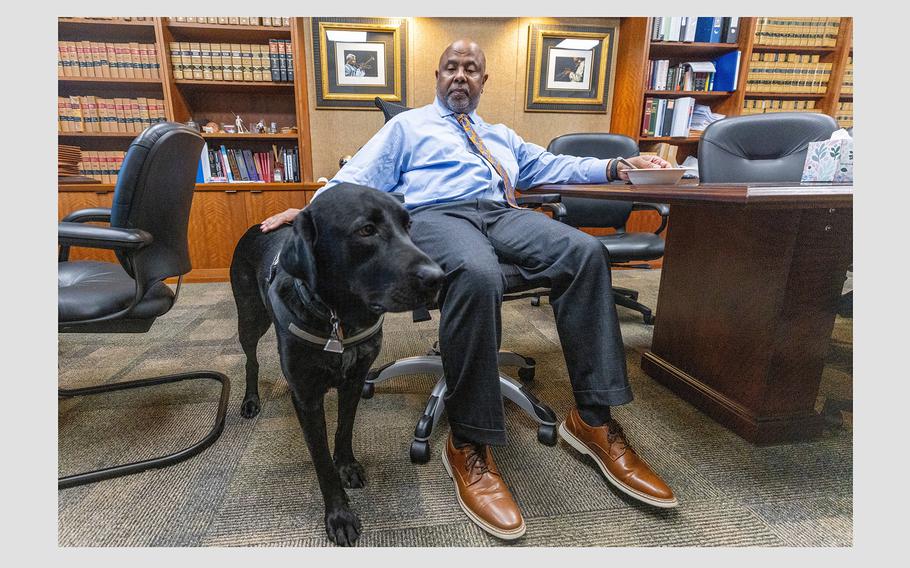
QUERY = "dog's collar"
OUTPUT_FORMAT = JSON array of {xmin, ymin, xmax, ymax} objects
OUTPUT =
[{"xmin": 269, "ymin": 250, "xmax": 383, "ymax": 353}]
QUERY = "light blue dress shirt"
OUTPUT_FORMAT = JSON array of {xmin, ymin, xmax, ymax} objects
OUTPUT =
[{"xmin": 314, "ymin": 96, "xmax": 609, "ymax": 209}]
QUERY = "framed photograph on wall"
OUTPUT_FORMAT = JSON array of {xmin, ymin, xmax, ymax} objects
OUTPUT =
[
  {"xmin": 312, "ymin": 18, "xmax": 407, "ymax": 109},
  {"xmin": 526, "ymin": 23, "xmax": 616, "ymax": 113}
]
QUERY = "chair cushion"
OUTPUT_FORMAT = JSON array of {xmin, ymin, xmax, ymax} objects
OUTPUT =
[
  {"xmin": 597, "ymin": 233, "xmax": 665, "ymax": 263},
  {"xmin": 58, "ymin": 261, "xmax": 175, "ymax": 323}
]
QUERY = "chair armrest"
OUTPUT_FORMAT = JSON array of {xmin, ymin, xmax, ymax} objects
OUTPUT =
[
  {"xmin": 516, "ymin": 193, "xmax": 561, "ymax": 205},
  {"xmin": 539, "ymin": 202, "xmax": 567, "ymax": 221},
  {"xmin": 631, "ymin": 202, "xmax": 669, "ymax": 235},
  {"xmin": 61, "ymin": 207, "xmax": 112, "ymax": 224},
  {"xmin": 58, "ymin": 222, "xmax": 152, "ymax": 251}
]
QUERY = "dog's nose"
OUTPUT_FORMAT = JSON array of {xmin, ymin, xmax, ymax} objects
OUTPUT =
[{"xmin": 415, "ymin": 265, "xmax": 444, "ymax": 292}]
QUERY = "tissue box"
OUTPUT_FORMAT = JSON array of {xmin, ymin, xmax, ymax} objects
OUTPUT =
[{"xmin": 801, "ymin": 135, "xmax": 854, "ymax": 183}]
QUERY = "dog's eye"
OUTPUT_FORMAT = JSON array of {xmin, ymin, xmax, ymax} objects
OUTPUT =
[{"xmin": 358, "ymin": 224, "xmax": 377, "ymax": 237}]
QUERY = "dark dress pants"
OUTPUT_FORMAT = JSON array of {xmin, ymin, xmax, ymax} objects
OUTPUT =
[{"xmin": 409, "ymin": 199, "xmax": 633, "ymax": 446}]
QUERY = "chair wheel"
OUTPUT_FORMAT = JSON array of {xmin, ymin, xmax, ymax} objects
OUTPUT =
[
  {"xmin": 361, "ymin": 382, "xmax": 375, "ymax": 399},
  {"xmin": 410, "ymin": 440, "xmax": 430, "ymax": 463},
  {"xmin": 518, "ymin": 367, "xmax": 535, "ymax": 382},
  {"xmin": 537, "ymin": 424, "xmax": 557, "ymax": 446},
  {"xmin": 531, "ymin": 296, "xmax": 541, "ymax": 307},
  {"xmin": 642, "ymin": 313, "xmax": 655, "ymax": 325}
]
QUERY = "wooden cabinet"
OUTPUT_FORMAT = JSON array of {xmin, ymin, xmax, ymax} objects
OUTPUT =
[{"xmin": 59, "ymin": 183, "xmax": 320, "ymax": 282}]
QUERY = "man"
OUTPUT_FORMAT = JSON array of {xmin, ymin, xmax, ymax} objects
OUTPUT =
[
  {"xmin": 344, "ymin": 53, "xmax": 365, "ymax": 77},
  {"xmin": 261, "ymin": 39, "xmax": 676, "ymax": 541}
]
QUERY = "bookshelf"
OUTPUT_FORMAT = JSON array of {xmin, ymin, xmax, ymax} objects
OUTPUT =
[
  {"xmin": 58, "ymin": 17, "xmax": 316, "ymax": 281},
  {"xmin": 611, "ymin": 17, "xmax": 854, "ymax": 161}
]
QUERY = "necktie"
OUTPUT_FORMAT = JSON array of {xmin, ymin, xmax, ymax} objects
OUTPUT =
[{"xmin": 455, "ymin": 113, "xmax": 519, "ymax": 208}]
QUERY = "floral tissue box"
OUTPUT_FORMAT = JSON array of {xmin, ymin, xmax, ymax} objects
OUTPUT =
[{"xmin": 801, "ymin": 129, "xmax": 853, "ymax": 183}]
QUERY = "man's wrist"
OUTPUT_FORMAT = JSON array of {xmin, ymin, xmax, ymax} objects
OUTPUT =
[{"xmin": 609, "ymin": 158, "xmax": 620, "ymax": 181}]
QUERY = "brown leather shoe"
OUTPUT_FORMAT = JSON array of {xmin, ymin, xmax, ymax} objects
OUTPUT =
[
  {"xmin": 559, "ymin": 408, "xmax": 678, "ymax": 508},
  {"xmin": 442, "ymin": 434, "xmax": 526, "ymax": 540}
]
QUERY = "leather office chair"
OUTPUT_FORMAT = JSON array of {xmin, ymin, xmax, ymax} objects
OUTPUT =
[
  {"xmin": 363, "ymin": 97, "xmax": 562, "ymax": 463},
  {"xmin": 58, "ymin": 122, "xmax": 230, "ymax": 489},
  {"xmin": 544, "ymin": 133, "xmax": 669, "ymax": 324},
  {"xmin": 698, "ymin": 112, "xmax": 838, "ymax": 182}
]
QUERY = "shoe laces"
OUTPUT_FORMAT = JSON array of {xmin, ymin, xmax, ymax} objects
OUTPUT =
[
  {"xmin": 464, "ymin": 444, "xmax": 492, "ymax": 476},
  {"xmin": 606, "ymin": 419, "xmax": 633, "ymax": 453}
]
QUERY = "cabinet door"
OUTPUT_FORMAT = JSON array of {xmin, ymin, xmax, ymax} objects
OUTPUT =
[
  {"xmin": 58, "ymin": 191, "xmax": 116, "ymax": 263},
  {"xmin": 243, "ymin": 189, "xmax": 312, "ymax": 228},
  {"xmin": 186, "ymin": 190, "xmax": 250, "ymax": 280}
]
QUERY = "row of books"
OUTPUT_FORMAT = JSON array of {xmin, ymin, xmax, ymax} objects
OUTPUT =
[
  {"xmin": 58, "ymin": 96, "xmax": 166, "ymax": 133},
  {"xmin": 745, "ymin": 53, "xmax": 832, "ymax": 94},
  {"xmin": 647, "ymin": 51, "xmax": 741, "ymax": 92},
  {"xmin": 171, "ymin": 17, "xmax": 289, "ymax": 27},
  {"xmin": 835, "ymin": 102, "xmax": 853, "ymax": 129},
  {"xmin": 740, "ymin": 99, "xmax": 822, "ymax": 115},
  {"xmin": 78, "ymin": 151, "xmax": 127, "ymax": 184},
  {"xmin": 754, "ymin": 17, "xmax": 841, "ymax": 47},
  {"xmin": 650, "ymin": 16, "xmax": 739, "ymax": 44},
  {"xmin": 199, "ymin": 144, "xmax": 300, "ymax": 183},
  {"xmin": 58, "ymin": 41, "xmax": 160, "ymax": 79},
  {"xmin": 841, "ymin": 56, "xmax": 853, "ymax": 94},
  {"xmin": 169, "ymin": 40, "xmax": 293, "ymax": 82},
  {"xmin": 641, "ymin": 96, "xmax": 697, "ymax": 138}
]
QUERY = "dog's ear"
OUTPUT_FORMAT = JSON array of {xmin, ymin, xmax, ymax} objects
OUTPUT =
[{"xmin": 279, "ymin": 208, "xmax": 318, "ymax": 291}]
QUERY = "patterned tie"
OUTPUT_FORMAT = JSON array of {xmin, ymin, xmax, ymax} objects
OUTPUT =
[{"xmin": 455, "ymin": 113, "xmax": 520, "ymax": 208}]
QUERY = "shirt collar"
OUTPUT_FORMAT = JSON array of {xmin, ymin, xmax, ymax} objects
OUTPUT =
[{"xmin": 433, "ymin": 96, "xmax": 481, "ymax": 124}]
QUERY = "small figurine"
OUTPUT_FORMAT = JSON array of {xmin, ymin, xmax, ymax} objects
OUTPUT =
[
  {"xmin": 252, "ymin": 119, "xmax": 265, "ymax": 134},
  {"xmin": 232, "ymin": 112, "xmax": 246, "ymax": 133}
]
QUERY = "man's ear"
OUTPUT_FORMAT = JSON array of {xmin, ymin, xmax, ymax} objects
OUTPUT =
[{"xmin": 279, "ymin": 208, "xmax": 318, "ymax": 291}]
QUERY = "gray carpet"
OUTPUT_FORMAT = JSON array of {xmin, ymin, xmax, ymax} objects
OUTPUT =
[{"xmin": 58, "ymin": 270, "xmax": 853, "ymax": 547}]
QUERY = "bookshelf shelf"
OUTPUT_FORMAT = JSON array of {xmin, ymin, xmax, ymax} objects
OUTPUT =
[
  {"xmin": 751, "ymin": 44, "xmax": 837, "ymax": 54},
  {"xmin": 58, "ymin": 77, "xmax": 163, "ymax": 86},
  {"xmin": 58, "ymin": 132, "xmax": 139, "ymax": 138},
  {"xmin": 744, "ymin": 92, "xmax": 825, "ymax": 99},
  {"xmin": 58, "ymin": 18, "xmax": 155, "ymax": 28},
  {"xmin": 648, "ymin": 41, "xmax": 739, "ymax": 59},
  {"xmin": 174, "ymin": 79, "xmax": 294, "ymax": 92},
  {"xmin": 166, "ymin": 21, "xmax": 291, "ymax": 42},
  {"xmin": 644, "ymin": 90, "xmax": 733, "ymax": 99},
  {"xmin": 201, "ymin": 132, "xmax": 300, "ymax": 140}
]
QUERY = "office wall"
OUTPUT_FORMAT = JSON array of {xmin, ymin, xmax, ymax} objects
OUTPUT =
[{"xmin": 303, "ymin": 17, "xmax": 621, "ymax": 179}]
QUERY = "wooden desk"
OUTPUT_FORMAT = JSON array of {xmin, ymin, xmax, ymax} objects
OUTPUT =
[{"xmin": 530, "ymin": 182, "xmax": 853, "ymax": 444}]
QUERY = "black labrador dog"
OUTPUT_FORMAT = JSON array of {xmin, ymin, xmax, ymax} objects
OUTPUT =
[{"xmin": 230, "ymin": 183, "xmax": 443, "ymax": 546}]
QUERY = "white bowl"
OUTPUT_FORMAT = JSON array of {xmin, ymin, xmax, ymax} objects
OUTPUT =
[{"xmin": 625, "ymin": 167, "xmax": 687, "ymax": 185}]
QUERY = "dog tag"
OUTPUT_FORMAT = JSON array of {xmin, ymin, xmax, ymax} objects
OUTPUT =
[{"xmin": 324, "ymin": 312, "xmax": 345, "ymax": 353}]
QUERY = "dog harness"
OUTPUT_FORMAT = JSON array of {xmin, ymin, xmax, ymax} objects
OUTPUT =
[{"xmin": 268, "ymin": 251, "xmax": 384, "ymax": 353}]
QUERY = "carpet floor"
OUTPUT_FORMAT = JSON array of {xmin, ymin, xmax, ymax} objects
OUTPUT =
[{"xmin": 58, "ymin": 269, "xmax": 853, "ymax": 547}]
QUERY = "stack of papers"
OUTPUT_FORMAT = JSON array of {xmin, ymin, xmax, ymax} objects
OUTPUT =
[{"xmin": 690, "ymin": 104, "xmax": 725, "ymax": 131}]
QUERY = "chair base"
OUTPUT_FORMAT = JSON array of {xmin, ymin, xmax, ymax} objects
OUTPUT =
[
  {"xmin": 363, "ymin": 350, "xmax": 557, "ymax": 464},
  {"xmin": 58, "ymin": 370, "xmax": 230, "ymax": 489},
  {"xmin": 531, "ymin": 286, "xmax": 655, "ymax": 325}
]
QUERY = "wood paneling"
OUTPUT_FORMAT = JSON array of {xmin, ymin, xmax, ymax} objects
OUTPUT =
[{"xmin": 58, "ymin": 190, "xmax": 116, "ymax": 263}]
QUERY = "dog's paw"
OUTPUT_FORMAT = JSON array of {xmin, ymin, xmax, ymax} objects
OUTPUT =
[
  {"xmin": 240, "ymin": 396, "xmax": 261, "ymax": 419},
  {"xmin": 325, "ymin": 506, "xmax": 362, "ymax": 546},
  {"xmin": 336, "ymin": 460, "xmax": 366, "ymax": 489}
]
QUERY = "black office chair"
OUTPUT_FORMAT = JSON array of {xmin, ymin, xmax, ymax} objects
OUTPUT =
[
  {"xmin": 698, "ymin": 112, "xmax": 838, "ymax": 182},
  {"xmin": 697, "ymin": 111, "xmax": 848, "ymax": 421},
  {"xmin": 58, "ymin": 122, "xmax": 230, "ymax": 489},
  {"xmin": 544, "ymin": 133, "xmax": 669, "ymax": 325},
  {"xmin": 363, "ymin": 97, "xmax": 563, "ymax": 463}
]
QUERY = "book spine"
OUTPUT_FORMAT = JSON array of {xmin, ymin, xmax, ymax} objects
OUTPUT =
[
  {"xmin": 221, "ymin": 146, "xmax": 235, "ymax": 182},
  {"xmin": 269, "ymin": 40, "xmax": 281, "ymax": 81},
  {"xmin": 279, "ymin": 40, "xmax": 288, "ymax": 81},
  {"xmin": 285, "ymin": 40, "xmax": 294, "ymax": 82}
]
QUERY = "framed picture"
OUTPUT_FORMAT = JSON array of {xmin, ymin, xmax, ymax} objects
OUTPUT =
[
  {"xmin": 312, "ymin": 18, "xmax": 408, "ymax": 109},
  {"xmin": 526, "ymin": 23, "xmax": 616, "ymax": 113}
]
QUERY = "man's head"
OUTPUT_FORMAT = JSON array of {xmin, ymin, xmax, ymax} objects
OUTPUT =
[
  {"xmin": 346, "ymin": 53, "xmax": 356, "ymax": 65},
  {"xmin": 435, "ymin": 39, "xmax": 488, "ymax": 114}
]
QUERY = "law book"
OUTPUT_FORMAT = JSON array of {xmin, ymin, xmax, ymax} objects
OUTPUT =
[
  {"xmin": 228, "ymin": 17, "xmax": 239, "ymax": 25},
  {"xmin": 220, "ymin": 44, "xmax": 233, "ymax": 80},
  {"xmin": 278, "ymin": 40, "xmax": 288, "ymax": 81},
  {"xmin": 188, "ymin": 42, "xmax": 202, "ymax": 79},
  {"xmin": 201, "ymin": 43, "xmax": 214, "ymax": 80},
  {"xmin": 238, "ymin": 44, "xmax": 252, "ymax": 81},
  {"xmin": 269, "ymin": 39, "xmax": 281, "ymax": 81},
  {"xmin": 251, "ymin": 45, "xmax": 263, "ymax": 81},
  {"xmin": 285, "ymin": 40, "xmax": 294, "ymax": 82},
  {"xmin": 229, "ymin": 43, "xmax": 242, "ymax": 81},
  {"xmin": 642, "ymin": 97, "xmax": 653, "ymax": 136}
]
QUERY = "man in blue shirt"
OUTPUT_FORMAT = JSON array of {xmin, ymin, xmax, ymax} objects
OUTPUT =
[{"xmin": 261, "ymin": 39, "xmax": 676, "ymax": 540}]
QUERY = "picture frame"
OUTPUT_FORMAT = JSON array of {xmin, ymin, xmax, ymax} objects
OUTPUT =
[
  {"xmin": 525, "ymin": 23, "xmax": 616, "ymax": 113},
  {"xmin": 312, "ymin": 17, "xmax": 408, "ymax": 109}
]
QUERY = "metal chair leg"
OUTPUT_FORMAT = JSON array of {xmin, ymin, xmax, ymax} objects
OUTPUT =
[{"xmin": 58, "ymin": 370, "xmax": 230, "ymax": 489}]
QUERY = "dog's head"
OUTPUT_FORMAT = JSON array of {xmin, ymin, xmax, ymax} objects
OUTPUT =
[{"xmin": 280, "ymin": 183, "xmax": 443, "ymax": 313}]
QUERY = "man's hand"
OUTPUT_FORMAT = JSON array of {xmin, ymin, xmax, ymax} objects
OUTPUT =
[
  {"xmin": 260, "ymin": 208, "xmax": 301, "ymax": 233},
  {"xmin": 616, "ymin": 155, "xmax": 671, "ymax": 181}
]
